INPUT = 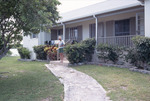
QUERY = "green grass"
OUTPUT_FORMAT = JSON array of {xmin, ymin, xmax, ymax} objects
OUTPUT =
[
  {"xmin": 0, "ymin": 57, "xmax": 63, "ymax": 101},
  {"xmin": 72, "ymin": 65, "xmax": 150, "ymax": 101}
]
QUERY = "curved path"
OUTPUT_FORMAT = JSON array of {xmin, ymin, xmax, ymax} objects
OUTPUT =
[{"xmin": 45, "ymin": 63, "xmax": 111, "ymax": 101}]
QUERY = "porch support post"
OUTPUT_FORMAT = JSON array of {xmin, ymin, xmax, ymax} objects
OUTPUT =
[
  {"xmin": 61, "ymin": 22, "xmax": 66, "ymax": 41},
  {"xmin": 93, "ymin": 15, "xmax": 98, "ymax": 47},
  {"xmin": 144, "ymin": 0, "xmax": 150, "ymax": 37}
]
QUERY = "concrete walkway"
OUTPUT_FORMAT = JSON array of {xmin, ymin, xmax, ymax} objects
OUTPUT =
[{"xmin": 45, "ymin": 62, "xmax": 111, "ymax": 101}]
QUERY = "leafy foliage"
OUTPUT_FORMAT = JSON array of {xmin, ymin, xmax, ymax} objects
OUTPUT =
[
  {"xmin": 81, "ymin": 38, "xmax": 96, "ymax": 61},
  {"xmin": 97, "ymin": 44, "xmax": 122, "ymax": 63},
  {"xmin": 126, "ymin": 36, "xmax": 150, "ymax": 70},
  {"xmin": 0, "ymin": 0, "xmax": 60, "ymax": 59},
  {"xmin": 64, "ymin": 38, "xmax": 96, "ymax": 64},
  {"xmin": 18, "ymin": 47, "xmax": 30, "ymax": 59},
  {"xmin": 33, "ymin": 45, "xmax": 47, "ymax": 60},
  {"xmin": 6, "ymin": 50, "xmax": 12, "ymax": 56},
  {"xmin": 132, "ymin": 36, "xmax": 150, "ymax": 63},
  {"xmin": 65, "ymin": 44, "xmax": 85, "ymax": 64},
  {"xmin": 44, "ymin": 45, "xmax": 58, "ymax": 60}
]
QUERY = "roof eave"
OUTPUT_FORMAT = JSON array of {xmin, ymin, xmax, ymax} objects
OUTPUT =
[{"xmin": 59, "ymin": 3, "xmax": 141, "ymax": 23}]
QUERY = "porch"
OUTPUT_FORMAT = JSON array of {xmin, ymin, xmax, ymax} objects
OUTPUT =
[
  {"xmin": 49, "ymin": 6, "xmax": 145, "ymax": 47},
  {"xmin": 97, "ymin": 35, "xmax": 136, "ymax": 47}
]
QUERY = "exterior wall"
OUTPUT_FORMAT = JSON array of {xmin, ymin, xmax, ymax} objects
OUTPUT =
[
  {"xmin": 38, "ymin": 31, "xmax": 51, "ymax": 45},
  {"xmin": 10, "ymin": 49, "xmax": 19, "ymax": 56},
  {"xmin": 23, "ymin": 31, "xmax": 51, "ymax": 60},
  {"xmin": 23, "ymin": 35, "xmax": 38, "ymax": 60},
  {"xmin": 145, "ymin": 0, "xmax": 150, "ymax": 37}
]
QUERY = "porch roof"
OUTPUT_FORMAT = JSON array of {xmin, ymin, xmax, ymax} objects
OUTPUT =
[{"xmin": 58, "ymin": 0, "xmax": 141, "ymax": 23}]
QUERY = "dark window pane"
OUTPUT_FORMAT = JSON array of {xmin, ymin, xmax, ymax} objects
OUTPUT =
[
  {"xmin": 90, "ymin": 23, "xmax": 96, "ymax": 38},
  {"xmin": 115, "ymin": 19, "xmax": 130, "ymax": 36}
]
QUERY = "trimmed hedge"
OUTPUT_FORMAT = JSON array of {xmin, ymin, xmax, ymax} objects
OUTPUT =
[
  {"xmin": 64, "ymin": 38, "xmax": 96, "ymax": 64},
  {"xmin": 18, "ymin": 47, "xmax": 30, "ymax": 59},
  {"xmin": 33, "ymin": 45, "xmax": 47, "ymax": 60}
]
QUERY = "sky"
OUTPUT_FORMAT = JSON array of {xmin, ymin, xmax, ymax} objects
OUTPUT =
[{"xmin": 58, "ymin": 0, "xmax": 106, "ymax": 14}]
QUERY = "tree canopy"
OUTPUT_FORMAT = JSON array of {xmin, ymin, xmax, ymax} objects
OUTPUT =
[{"xmin": 0, "ymin": 0, "xmax": 60, "ymax": 59}]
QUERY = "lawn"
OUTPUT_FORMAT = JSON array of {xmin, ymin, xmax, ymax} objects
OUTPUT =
[
  {"xmin": 72, "ymin": 65, "xmax": 150, "ymax": 101},
  {"xmin": 0, "ymin": 57, "xmax": 63, "ymax": 101}
]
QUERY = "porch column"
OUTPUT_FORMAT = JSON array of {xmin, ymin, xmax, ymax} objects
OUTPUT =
[
  {"xmin": 61, "ymin": 22, "xmax": 66, "ymax": 41},
  {"xmin": 93, "ymin": 15, "xmax": 98, "ymax": 46},
  {"xmin": 144, "ymin": 0, "xmax": 150, "ymax": 37}
]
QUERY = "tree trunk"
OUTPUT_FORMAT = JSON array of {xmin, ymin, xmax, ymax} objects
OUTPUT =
[{"xmin": 0, "ymin": 48, "xmax": 9, "ymax": 60}]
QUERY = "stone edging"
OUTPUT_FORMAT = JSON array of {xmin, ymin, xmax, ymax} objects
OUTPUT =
[
  {"xmin": 69, "ymin": 62, "xmax": 134, "ymax": 68},
  {"xmin": 18, "ymin": 59, "xmax": 49, "ymax": 62},
  {"xmin": 129, "ymin": 68, "xmax": 150, "ymax": 75},
  {"xmin": 18, "ymin": 59, "xmax": 33, "ymax": 62},
  {"xmin": 69, "ymin": 62, "xmax": 150, "ymax": 75}
]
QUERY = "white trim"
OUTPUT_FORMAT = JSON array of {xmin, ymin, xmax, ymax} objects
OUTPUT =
[
  {"xmin": 69, "ymin": 28, "xmax": 70, "ymax": 40},
  {"xmin": 59, "ymin": 2, "xmax": 141, "ymax": 23},
  {"xmin": 64, "ymin": 17, "xmax": 94, "ymax": 25},
  {"xmin": 57, "ymin": 30, "xmax": 58, "ymax": 40},
  {"xmin": 113, "ymin": 21, "xmax": 115, "ymax": 36},
  {"xmin": 136, "ymin": 13, "xmax": 138, "ymax": 35},
  {"xmin": 59, "ymin": 7, "xmax": 144, "ymax": 26},
  {"xmin": 93, "ymin": 15, "xmax": 98, "ymax": 47},
  {"xmin": 104, "ymin": 22, "xmax": 106, "ymax": 38},
  {"xmin": 97, "ymin": 7, "xmax": 143, "ymax": 18},
  {"xmin": 61, "ymin": 22, "xmax": 66, "ymax": 41}
]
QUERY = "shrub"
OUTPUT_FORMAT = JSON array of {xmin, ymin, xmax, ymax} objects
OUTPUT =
[
  {"xmin": 81, "ymin": 38, "xmax": 96, "ymax": 61},
  {"xmin": 18, "ymin": 47, "xmax": 30, "ymax": 59},
  {"xmin": 33, "ymin": 45, "xmax": 47, "ymax": 60},
  {"xmin": 64, "ymin": 38, "xmax": 96, "ymax": 64},
  {"xmin": 65, "ymin": 43, "xmax": 85, "ymax": 64},
  {"xmin": 126, "ymin": 36, "xmax": 150, "ymax": 70},
  {"xmin": 44, "ymin": 46, "xmax": 58, "ymax": 60},
  {"xmin": 97, "ymin": 44, "xmax": 122, "ymax": 63},
  {"xmin": 125, "ymin": 48, "xmax": 139, "ymax": 66},
  {"xmin": 6, "ymin": 50, "xmax": 12, "ymax": 56},
  {"xmin": 132, "ymin": 36, "xmax": 150, "ymax": 63}
]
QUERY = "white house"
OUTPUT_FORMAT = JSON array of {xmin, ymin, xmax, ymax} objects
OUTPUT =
[{"xmin": 23, "ymin": 0, "xmax": 150, "ymax": 60}]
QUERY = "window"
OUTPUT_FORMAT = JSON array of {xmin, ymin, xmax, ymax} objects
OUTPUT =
[
  {"xmin": 57, "ymin": 29, "xmax": 63, "ymax": 40},
  {"xmin": 115, "ymin": 19, "xmax": 130, "ymax": 36},
  {"xmin": 30, "ymin": 33, "xmax": 38, "ymax": 39},
  {"xmin": 69, "ymin": 27, "xmax": 78, "ymax": 40},
  {"xmin": 89, "ymin": 24, "xmax": 96, "ymax": 38},
  {"xmin": 58, "ymin": 29, "xmax": 63, "ymax": 36}
]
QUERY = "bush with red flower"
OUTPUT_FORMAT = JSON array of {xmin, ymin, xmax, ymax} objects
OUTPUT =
[{"xmin": 44, "ymin": 45, "xmax": 58, "ymax": 60}]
